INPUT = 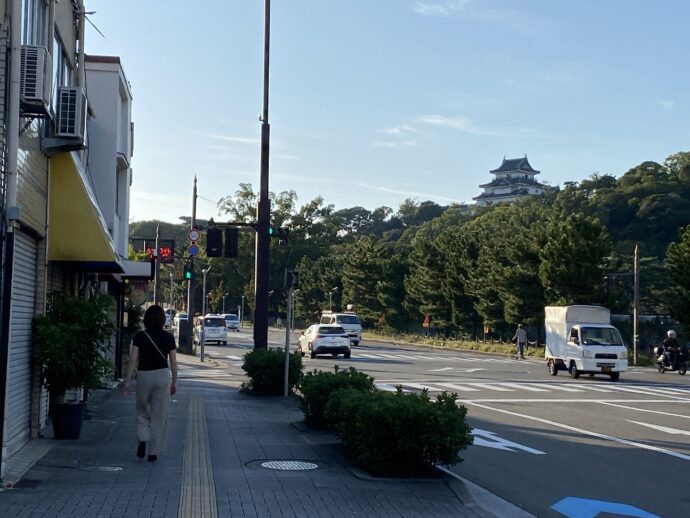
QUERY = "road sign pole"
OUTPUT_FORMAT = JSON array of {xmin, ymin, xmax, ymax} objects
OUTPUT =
[{"xmin": 283, "ymin": 286, "xmax": 292, "ymax": 397}]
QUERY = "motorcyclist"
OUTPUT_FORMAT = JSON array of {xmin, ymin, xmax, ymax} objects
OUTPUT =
[{"xmin": 663, "ymin": 330, "xmax": 679, "ymax": 370}]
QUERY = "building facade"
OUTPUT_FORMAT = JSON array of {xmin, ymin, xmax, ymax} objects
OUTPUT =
[
  {"xmin": 0, "ymin": 0, "xmax": 139, "ymax": 477},
  {"xmin": 473, "ymin": 156, "xmax": 545, "ymax": 206}
]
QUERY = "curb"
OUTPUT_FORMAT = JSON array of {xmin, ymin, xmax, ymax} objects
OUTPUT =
[{"xmin": 436, "ymin": 466, "xmax": 536, "ymax": 518}]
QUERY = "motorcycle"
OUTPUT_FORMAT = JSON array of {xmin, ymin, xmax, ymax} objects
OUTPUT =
[{"xmin": 654, "ymin": 345, "xmax": 687, "ymax": 375}]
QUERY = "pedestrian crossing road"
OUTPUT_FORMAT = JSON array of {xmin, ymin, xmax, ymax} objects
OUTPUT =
[{"xmin": 374, "ymin": 380, "xmax": 690, "ymax": 400}]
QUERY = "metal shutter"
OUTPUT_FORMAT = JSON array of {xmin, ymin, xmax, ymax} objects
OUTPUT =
[{"xmin": 4, "ymin": 232, "xmax": 38, "ymax": 456}]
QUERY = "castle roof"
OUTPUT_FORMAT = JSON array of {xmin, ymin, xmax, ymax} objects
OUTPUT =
[{"xmin": 490, "ymin": 156, "xmax": 540, "ymax": 175}]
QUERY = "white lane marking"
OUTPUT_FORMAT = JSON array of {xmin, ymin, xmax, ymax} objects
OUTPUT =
[
  {"xmin": 463, "ymin": 401, "xmax": 690, "ymax": 462},
  {"xmin": 355, "ymin": 353, "xmax": 381, "ymax": 359},
  {"xmin": 604, "ymin": 385, "xmax": 684, "ymax": 397},
  {"xmin": 469, "ymin": 383, "xmax": 514, "ymax": 392},
  {"xmin": 472, "ymin": 429, "xmax": 546, "ymax": 455},
  {"xmin": 559, "ymin": 383, "xmax": 614, "ymax": 393},
  {"xmin": 413, "ymin": 355, "xmax": 440, "ymax": 360},
  {"xmin": 405, "ymin": 382, "xmax": 446, "ymax": 392},
  {"xmin": 225, "ymin": 355, "xmax": 242, "ymax": 360},
  {"xmin": 538, "ymin": 384, "xmax": 584, "ymax": 393},
  {"xmin": 375, "ymin": 383, "xmax": 410, "ymax": 393},
  {"xmin": 429, "ymin": 367, "xmax": 454, "ymax": 372},
  {"xmin": 628, "ymin": 421, "xmax": 690, "ymax": 436},
  {"xmin": 500, "ymin": 383, "xmax": 549, "ymax": 392},
  {"xmin": 376, "ymin": 353, "xmax": 405, "ymax": 359},
  {"xmin": 458, "ymin": 399, "xmax": 690, "ymax": 403},
  {"xmin": 435, "ymin": 383, "xmax": 481, "ymax": 392},
  {"xmin": 464, "ymin": 368, "xmax": 486, "ymax": 373},
  {"xmin": 396, "ymin": 354, "xmax": 422, "ymax": 360},
  {"xmin": 599, "ymin": 402, "xmax": 690, "ymax": 419}
]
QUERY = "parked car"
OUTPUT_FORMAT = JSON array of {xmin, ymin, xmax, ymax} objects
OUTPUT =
[
  {"xmin": 194, "ymin": 314, "xmax": 227, "ymax": 345},
  {"xmin": 298, "ymin": 325, "xmax": 351, "ymax": 359},
  {"xmin": 222, "ymin": 313, "xmax": 240, "ymax": 331},
  {"xmin": 164, "ymin": 309, "xmax": 176, "ymax": 328},
  {"xmin": 172, "ymin": 312, "xmax": 188, "ymax": 328}
]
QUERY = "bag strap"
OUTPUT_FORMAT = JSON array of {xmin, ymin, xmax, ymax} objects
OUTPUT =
[{"xmin": 143, "ymin": 331, "xmax": 167, "ymax": 361}]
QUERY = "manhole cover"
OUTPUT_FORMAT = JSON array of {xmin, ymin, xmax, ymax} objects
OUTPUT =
[{"xmin": 260, "ymin": 460, "xmax": 318, "ymax": 471}]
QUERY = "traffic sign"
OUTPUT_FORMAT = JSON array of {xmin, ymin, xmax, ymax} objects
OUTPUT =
[
  {"xmin": 188, "ymin": 229, "xmax": 201, "ymax": 241},
  {"xmin": 189, "ymin": 244, "xmax": 199, "ymax": 256}
]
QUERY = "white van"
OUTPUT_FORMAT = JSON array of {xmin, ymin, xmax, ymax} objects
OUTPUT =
[
  {"xmin": 320, "ymin": 311, "xmax": 362, "ymax": 346},
  {"xmin": 194, "ymin": 314, "xmax": 227, "ymax": 345},
  {"xmin": 545, "ymin": 305, "xmax": 628, "ymax": 381}
]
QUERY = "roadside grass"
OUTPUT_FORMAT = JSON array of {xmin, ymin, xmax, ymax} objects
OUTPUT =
[{"xmin": 362, "ymin": 331, "xmax": 545, "ymax": 359}]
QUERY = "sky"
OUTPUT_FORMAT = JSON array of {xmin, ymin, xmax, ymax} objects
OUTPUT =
[{"xmin": 84, "ymin": 0, "xmax": 690, "ymax": 224}]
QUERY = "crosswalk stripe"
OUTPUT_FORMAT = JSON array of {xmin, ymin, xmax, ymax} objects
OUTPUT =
[
  {"xmin": 468, "ymin": 383, "xmax": 514, "ymax": 392},
  {"xmin": 560, "ymin": 383, "xmax": 614, "ymax": 393},
  {"xmin": 540, "ymin": 384, "xmax": 585, "ymax": 392},
  {"xmin": 604, "ymin": 385, "xmax": 679, "ymax": 396},
  {"xmin": 396, "ymin": 354, "xmax": 422, "ymax": 360},
  {"xmin": 225, "ymin": 355, "xmax": 242, "ymax": 360},
  {"xmin": 435, "ymin": 383, "xmax": 481, "ymax": 392},
  {"xmin": 405, "ymin": 382, "xmax": 445, "ymax": 391},
  {"xmin": 500, "ymin": 383, "xmax": 549, "ymax": 392},
  {"xmin": 356, "ymin": 353, "xmax": 381, "ymax": 359},
  {"xmin": 376, "ymin": 353, "xmax": 404, "ymax": 359}
]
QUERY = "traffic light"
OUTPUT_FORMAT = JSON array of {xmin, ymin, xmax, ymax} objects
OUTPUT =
[
  {"xmin": 183, "ymin": 260, "xmax": 193, "ymax": 281},
  {"xmin": 268, "ymin": 226, "xmax": 289, "ymax": 245},
  {"xmin": 224, "ymin": 228, "xmax": 238, "ymax": 258},
  {"xmin": 206, "ymin": 228, "xmax": 223, "ymax": 257}
]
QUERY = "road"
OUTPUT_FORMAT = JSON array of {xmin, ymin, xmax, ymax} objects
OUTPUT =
[{"xmin": 189, "ymin": 327, "xmax": 690, "ymax": 518}]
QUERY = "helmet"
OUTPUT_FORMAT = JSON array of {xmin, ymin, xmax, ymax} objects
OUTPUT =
[
  {"xmin": 518, "ymin": 324, "xmax": 523, "ymax": 328},
  {"xmin": 668, "ymin": 330, "xmax": 677, "ymax": 338}
]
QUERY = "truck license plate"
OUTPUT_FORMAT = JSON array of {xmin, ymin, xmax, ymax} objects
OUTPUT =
[{"xmin": 601, "ymin": 365, "xmax": 612, "ymax": 373}]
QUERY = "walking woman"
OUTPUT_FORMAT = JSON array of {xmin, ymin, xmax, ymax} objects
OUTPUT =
[{"xmin": 123, "ymin": 304, "xmax": 178, "ymax": 462}]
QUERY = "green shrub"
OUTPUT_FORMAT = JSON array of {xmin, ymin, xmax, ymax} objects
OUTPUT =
[
  {"xmin": 298, "ymin": 366, "xmax": 375, "ymax": 429},
  {"xmin": 241, "ymin": 348, "xmax": 303, "ymax": 395},
  {"xmin": 328, "ymin": 388, "xmax": 473, "ymax": 477}
]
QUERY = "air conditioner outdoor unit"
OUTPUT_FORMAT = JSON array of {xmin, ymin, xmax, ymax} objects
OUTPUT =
[
  {"xmin": 20, "ymin": 45, "xmax": 51, "ymax": 114},
  {"xmin": 56, "ymin": 86, "xmax": 87, "ymax": 139}
]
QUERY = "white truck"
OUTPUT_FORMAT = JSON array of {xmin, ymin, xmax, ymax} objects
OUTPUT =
[{"xmin": 545, "ymin": 305, "xmax": 628, "ymax": 381}]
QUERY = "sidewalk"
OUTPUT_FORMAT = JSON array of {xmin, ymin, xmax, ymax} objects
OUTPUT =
[{"xmin": 0, "ymin": 354, "xmax": 528, "ymax": 518}]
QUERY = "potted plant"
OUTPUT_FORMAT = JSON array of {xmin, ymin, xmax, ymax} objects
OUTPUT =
[{"xmin": 32, "ymin": 293, "xmax": 116, "ymax": 439}]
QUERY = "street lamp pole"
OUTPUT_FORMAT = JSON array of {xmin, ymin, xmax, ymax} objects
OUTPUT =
[
  {"xmin": 329, "ymin": 287, "xmax": 338, "ymax": 311},
  {"xmin": 222, "ymin": 292, "xmax": 228, "ymax": 314},
  {"xmin": 202, "ymin": 265, "xmax": 212, "ymax": 316},
  {"xmin": 241, "ymin": 295, "xmax": 245, "ymax": 326},
  {"xmin": 253, "ymin": 0, "xmax": 272, "ymax": 349}
]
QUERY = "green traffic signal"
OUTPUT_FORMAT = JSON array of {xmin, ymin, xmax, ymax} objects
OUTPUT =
[
  {"xmin": 184, "ymin": 270, "xmax": 192, "ymax": 280},
  {"xmin": 268, "ymin": 226, "xmax": 275, "ymax": 236}
]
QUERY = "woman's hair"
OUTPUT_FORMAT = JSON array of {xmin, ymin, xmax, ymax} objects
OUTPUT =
[{"xmin": 143, "ymin": 304, "xmax": 166, "ymax": 331}]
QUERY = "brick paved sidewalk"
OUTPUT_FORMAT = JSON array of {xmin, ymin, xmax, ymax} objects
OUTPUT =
[{"xmin": 0, "ymin": 354, "xmax": 527, "ymax": 518}]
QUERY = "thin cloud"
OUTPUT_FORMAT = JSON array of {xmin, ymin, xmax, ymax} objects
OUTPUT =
[
  {"xmin": 413, "ymin": 1, "xmax": 470, "ymax": 16},
  {"xmin": 373, "ymin": 140, "xmax": 418, "ymax": 148},
  {"xmin": 380, "ymin": 124, "xmax": 418, "ymax": 135},
  {"xmin": 656, "ymin": 99, "xmax": 675, "ymax": 110},
  {"xmin": 357, "ymin": 182, "xmax": 464, "ymax": 204},
  {"xmin": 205, "ymin": 133, "xmax": 260, "ymax": 145},
  {"xmin": 419, "ymin": 114, "xmax": 508, "ymax": 136}
]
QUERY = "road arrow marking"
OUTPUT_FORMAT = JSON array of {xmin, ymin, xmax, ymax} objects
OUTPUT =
[
  {"xmin": 551, "ymin": 496, "xmax": 659, "ymax": 518},
  {"xmin": 464, "ymin": 368, "xmax": 485, "ymax": 373},
  {"xmin": 472, "ymin": 429, "xmax": 546, "ymax": 455},
  {"xmin": 428, "ymin": 367, "xmax": 453, "ymax": 372},
  {"xmin": 628, "ymin": 420, "xmax": 690, "ymax": 436}
]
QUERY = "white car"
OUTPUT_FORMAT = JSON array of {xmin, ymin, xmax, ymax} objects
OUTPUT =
[
  {"xmin": 194, "ymin": 314, "xmax": 227, "ymax": 345},
  {"xmin": 172, "ymin": 312, "xmax": 188, "ymax": 328},
  {"xmin": 298, "ymin": 325, "xmax": 351, "ymax": 359},
  {"xmin": 222, "ymin": 313, "xmax": 240, "ymax": 332},
  {"xmin": 320, "ymin": 311, "xmax": 362, "ymax": 346}
]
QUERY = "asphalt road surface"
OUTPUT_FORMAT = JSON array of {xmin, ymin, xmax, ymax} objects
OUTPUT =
[{"xmin": 189, "ymin": 327, "xmax": 689, "ymax": 518}]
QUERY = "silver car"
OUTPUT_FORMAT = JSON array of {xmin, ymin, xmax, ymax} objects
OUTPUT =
[{"xmin": 194, "ymin": 314, "xmax": 227, "ymax": 345}]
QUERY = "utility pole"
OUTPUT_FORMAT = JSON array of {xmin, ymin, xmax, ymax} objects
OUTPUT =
[
  {"xmin": 253, "ymin": 0, "xmax": 271, "ymax": 349},
  {"xmin": 153, "ymin": 223, "xmax": 161, "ymax": 305},
  {"xmin": 169, "ymin": 273, "xmax": 174, "ymax": 310},
  {"xmin": 633, "ymin": 243, "xmax": 640, "ymax": 366},
  {"xmin": 179, "ymin": 177, "xmax": 198, "ymax": 354}
]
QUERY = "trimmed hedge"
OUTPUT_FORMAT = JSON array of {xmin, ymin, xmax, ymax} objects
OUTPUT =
[
  {"xmin": 297, "ymin": 366, "xmax": 375, "ymax": 429},
  {"xmin": 327, "ymin": 388, "xmax": 473, "ymax": 477},
  {"xmin": 241, "ymin": 348, "xmax": 303, "ymax": 395}
]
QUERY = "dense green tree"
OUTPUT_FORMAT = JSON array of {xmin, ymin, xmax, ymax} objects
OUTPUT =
[
  {"xmin": 665, "ymin": 225, "xmax": 690, "ymax": 327},
  {"xmin": 539, "ymin": 213, "xmax": 610, "ymax": 305}
]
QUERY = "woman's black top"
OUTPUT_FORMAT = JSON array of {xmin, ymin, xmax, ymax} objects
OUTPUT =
[{"xmin": 133, "ymin": 329, "xmax": 176, "ymax": 371}]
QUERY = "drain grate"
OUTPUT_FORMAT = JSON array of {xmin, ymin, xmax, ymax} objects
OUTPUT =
[{"xmin": 260, "ymin": 460, "xmax": 318, "ymax": 471}]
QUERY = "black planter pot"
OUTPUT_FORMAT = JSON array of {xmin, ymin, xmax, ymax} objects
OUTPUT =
[{"xmin": 51, "ymin": 402, "xmax": 86, "ymax": 439}]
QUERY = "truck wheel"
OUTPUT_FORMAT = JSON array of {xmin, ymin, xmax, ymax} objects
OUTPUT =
[
  {"xmin": 569, "ymin": 362, "xmax": 580, "ymax": 379},
  {"xmin": 548, "ymin": 360, "xmax": 558, "ymax": 376},
  {"xmin": 352, "ymin": 341, "xmax": 360, "ymax": 347},
  {"xmin": 609, "ymin": 372, "xmax": 620, "ymax": 381}
]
